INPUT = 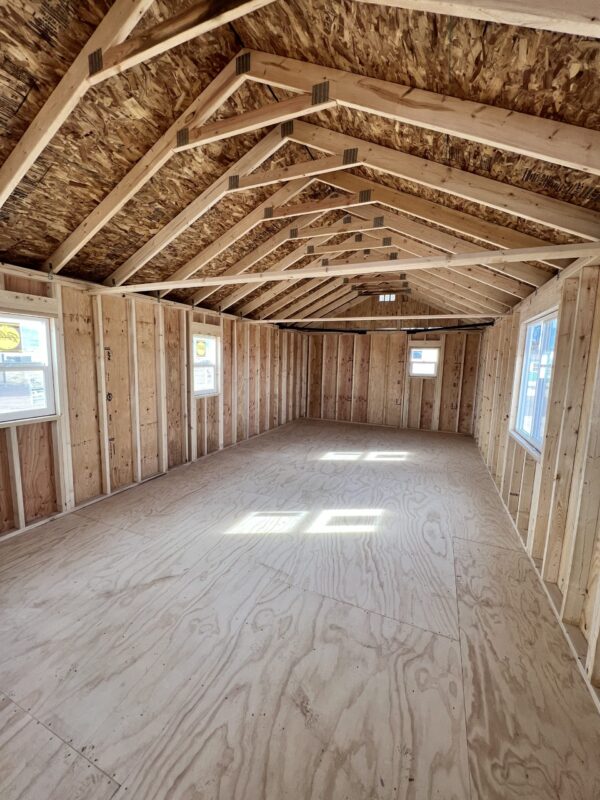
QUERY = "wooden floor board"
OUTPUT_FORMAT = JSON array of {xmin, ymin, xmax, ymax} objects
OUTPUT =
[{"xmin": 1, "ymin": 420, "xmax": 598, "ymax": 798}]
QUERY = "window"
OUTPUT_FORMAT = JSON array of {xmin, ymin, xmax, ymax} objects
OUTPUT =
[
  {"xmin": 192, "ymin": 324, "xmax": 220, "ymax": 397},
  {"xmin": 514, "ymin": 312, "xmax": 558, "ymax": 452},
  {"xmin": 408, "ymin": 344, "xmax": 440, "ymax": 377},
  {"xmin": 379, "ymin": 293, "xmax": 396, "ymax": 302},
  {"xmin": 0, "ymin": 312, "xmax": 56, "ymax": 422}
]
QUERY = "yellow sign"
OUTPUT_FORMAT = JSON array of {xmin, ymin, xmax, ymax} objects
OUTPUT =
[
  {"xmin": 0, "ymin": 322, "xmax": 22, "ymax": 352},
  {"xmin": 195, "ymin": 338, "xmax": 206, "ymax": 358}
]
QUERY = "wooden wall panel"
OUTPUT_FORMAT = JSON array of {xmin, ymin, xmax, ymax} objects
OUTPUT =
[
  {"xmin": 236, "ymin": 322, "xmax": 248, "ymax": 444},
  {"xmin": 351, "ymin": 335, "xmax": 370, "ymax": 423},
  {"xmin": 222, "ymin": 319, "xmax": 234, "ymax": 448},
  {"xmin": 206, "ymin": 395, "xmax": 220, "ymax": 454},
  {"xmin": 17, "ymin": 422, "xmax": 57, "ymax": 523},
  {"xmin": 102, "ymin": 295, "xmax": 134, "ymax": 491},
  {"xmin": 270, "ymin": 329, "xmax": 279, "ymax": 429},
  {"xmin": 474, "ymin": 267, "xmax": 600, "ymax": 689},
  {"xmin": 248, "ymin": 324, "xmax": 259, "ymax": 438},
  {"xmin": 0, "ymin": 429, "xmax": 14, "ymax": 532},
  {"xmin": 322, "ymin": 335, "xmax": 339, "ymax": 420},
  {"xmin": 135, "ymin": 301, "xmax": 159, "ymax": 480},
  {"xmin": 164, "ymin": 307, "xmax": 185, "ymax": 469},
  {"xmin": 259, "ymin": 327, "xmax": 270, "ymax": 434},
  {"xmin": 307, "ymin": 335, "xmax": 323, "ymax": 419},
  {"xmin": 335, "ymin": 335, "xmax": 354, "ymax": 422},
  {"xmin": 307, "ymin": 331, "xmax": 480, "ymax": 434},
  {"xmin": 62, "ymin": 286, "xmax": 102, "ymax": 504}
]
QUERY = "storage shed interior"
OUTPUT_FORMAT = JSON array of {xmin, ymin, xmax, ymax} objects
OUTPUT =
[{"xmin": 1, "ymin": 1, "xmax": 600, "ymax": 798}]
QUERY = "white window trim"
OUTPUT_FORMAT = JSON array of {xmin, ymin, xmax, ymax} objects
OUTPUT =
[
  {"xmin": 510, "ymin": 307, "xmax": 558, "ymax": 455},
  {"xmin": 191, "ymin": 321, "xmax": 221, "ymax": 399},
  {"xmin": 408, "ymin": 343, "xmax": 441, "ymax": 379},
  {"xmin": 0, "ymin": 310, "xmax": 58, "ymax": 424}
]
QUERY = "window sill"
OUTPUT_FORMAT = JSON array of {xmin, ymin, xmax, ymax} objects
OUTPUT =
[
  {"xmin": 194, "ymin": 392, "xmax": 220, "ymax": 400},
  {"xmin": 509, "ymin": 430, "xmax": 542, "ymax": 462},
  {"xmin": 0, "ymin": 413, "xmax": 59, "ymax": 429}
]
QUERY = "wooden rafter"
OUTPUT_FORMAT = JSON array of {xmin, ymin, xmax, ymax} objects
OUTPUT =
[
  {"xmin": 89, "ymin": 2, "xmax": 279, "ymax": 84},
  {"xmin": 45, "ymin": 56, "xmax": 246, "ymax": 272},
  {"xmin": 246, "ymin": 51, "xmax": 600, "ymax": 174},
  {"xmin": 96, "ymin": 241, "xmax": 600, "ymax": 295},
  {"xmin": 290, "ymin": 123, "xmax": 600, "ymax": 239},
  {"xmin": 353, "ymin": 0, "xmax": 600, "ymax": 39},
  {"xmin": 0, "ymin": 0, "xmax": 155, "ymax": 210},
  {"xmin": 106, "ymin": 127, "xmax": 288, "ymax": 287}
]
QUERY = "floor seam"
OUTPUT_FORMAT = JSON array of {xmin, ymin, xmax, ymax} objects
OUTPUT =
[
  {"xmin": 252, "ymin": 557, "xmax": 460, "ymax": 643},
  {"xmin": 0, "ymin": 689, "xmax": 121, "ymax": 789},
  {"xmin": 452, "ymin": 534, "xmax": 522, "ymax": 553}
]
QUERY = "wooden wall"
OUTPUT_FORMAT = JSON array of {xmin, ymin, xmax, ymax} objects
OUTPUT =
[
  {"xmin": 306, "ymin": 330, "xmax": 481, "ymax": 434},
  {"xmin": 475, "ymin": 265, "xmax": 600, "ymax": 689},
  {"xmin": 0, "ymin": 268, "xmax": 306, "ymax": 538}
]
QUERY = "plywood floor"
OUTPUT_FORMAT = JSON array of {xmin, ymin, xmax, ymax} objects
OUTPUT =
[{"xmin": 1, "ymin": 420, "xmax": 600, "ymax": 800}]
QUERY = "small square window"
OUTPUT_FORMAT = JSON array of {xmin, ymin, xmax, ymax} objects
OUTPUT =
[
  {"xmin": 379, "ymin": 293, "xmax": 396, "ymax": 302},
  {"xmin": 408, "ymin": 345, "xmax": 440, "ymax": 378},
  {"xmin": 192, "ymin": 331, "xmax": 220, "ymax": 397}
]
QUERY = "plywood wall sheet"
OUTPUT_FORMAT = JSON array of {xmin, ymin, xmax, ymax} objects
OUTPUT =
[
  {"xmin": 270, "ymin": 328, "xmax": 279, "ymax": 429},
  {"xmin": 278, "ymin": 331, "xmax": 287, "ymax": 427},
  {"xmin": 419, "ymin": 375, "xmax": 436, "ymax": 431},
  {"xmin": 308, "ymin": 335, "xmax": 323, "ymax": 419},
  {"xmin": 102, "ymin": 295, "xmax": 133, "ymax": 490},
  {"xmin": 439, "ymin": 333, "xmax": 466, "ymax": 433},
  {"xmin": 351, "ymin": 334, "xmax": 370, "ymax": 424},
  {"xmin": 259, "ymin": 326, "xmax": 270, "ymax": 434},
  {"xmin": 384, "ymin": 334, "xmax": 405, "ymax": 428},
  {"xmin": 367, "ymin": 334, "xmax": 387, "ymax": 426},
  {"xmin": 236, "ymin": 322, "xmax": 248, "ymax": 444},
  {"xmin": 164, "ymin": 306, "xmax": 184, "ymax": 469},
  {"xmin": 61, "ymin": 286, "xmax": 102, "ymax": 504},
  {"xmin": 3, "ymin": 275, "xmax": 49, "ymax": 296},
  {"xmin": 196, "ymin": 397, "xmax": 207, "ymax": 458},
  {"xmin": 206, "ymin": 395, "xmax": 220, "ymax": 454},
  {"xmin": 17, "ymin": 421, "xmax": 57, "ymax": 523},
  {"xmin": 335, "ymin": 334, "xmax": 354, "ymax": 422},
  {"xmin": 248, "ymin": 324, "xmax": 259, "ymax": 438},
  {"xmin": 222, "ymin": 319, "xmax": 234, "ymax": 448},
  {"xmin": 135, "ymin": 301, "xmax": 159, "ymax": 480},
  {"xmin": 458, "ymin": 333, "xmax": 481, "ymax": 435},
  {"xmin": 0, "ymin": 428, "xmax": 14, "ymax": 533},
  {"xmin": 321, "ymin": 335, "xmax": 339, "ymax": 421}
]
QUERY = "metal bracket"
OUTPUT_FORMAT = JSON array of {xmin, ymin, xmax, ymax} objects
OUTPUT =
[
  {"xmin": 383, "ymin": 236, "xmax": 392, "ymax": 247},
  {"xmin": 322, "ymin": 258, "xmax": 329, "ymax": 267},
  {"xmin": 374, "ymin": 216, "xmax": 384, "ymax": 228},
  {"xmin": 342, "ymin": 148, "xmax": 358, "ymax": 165},
  {"xmin": 354, "ymin": 233, "xmax": 363, "ymax": 242},
  {"xmin": 236, "ymin": 52, "xmax": 251, "ymax": 75},
  {"xmin": 342, "ymin": 215, "xmax": 352, "ymax": 224},
  {"xmin": 289, "ymin": 228, "xmax": 298, "ymax": 239},
  {"xmin": 264, "ymin": 206, "xmax": 274, "ymax": 219},
  {"xmin": 228, "ymin": 175, "xmax": 240, "ymax": 190},
  {"xmin": 307, "ymin": 245, "xmax": 315, "ymax": 254},
  {"xmin": 311, "ymin": 81, "xmax": 330, "ymax": 104},
  {"xmin": 176, "ymin": 128, "xmax": 189, "ymax": 148},
  {"xmin": 281, "ymin": 120, "xmax": 294, "ymax": 138},
  {"xmin": 88, "ymin": 48, "xmax": 103, "ymax": 76},
  {"xmin": 389, "ymin": 252, "xmax": 398, "ymax": 260},
  {"xmin": 358, "ymin": 189, "xmax": 372, "ymax": 203}
]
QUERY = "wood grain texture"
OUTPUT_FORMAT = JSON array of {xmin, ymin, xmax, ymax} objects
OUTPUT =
[
  {"xmin": 1, "ymin": 421, "xmax": 598, "ymax": 798},
  {"xmin": 0, "ymin": 429, "xmax": 15, "ymax": 533},
  {"xmin": 0, "ymin": 694, "xmax": 117, "ymax": 800},
  {"xmin": 456, "ymin": 539, "xmax": 600, "ymax": 799},
  {"xmin": 17, "ymin": 421, "xmax": 57, "ymax": 523}
]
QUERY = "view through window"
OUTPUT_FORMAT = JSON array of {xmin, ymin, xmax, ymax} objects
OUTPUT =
[
  {"xmin": 408, "ymin": 345, "xmax": 440, "ymax": 377},
  {"xmin": 514, "ymin": 312, "xmax": 558, "ymax": 451},
  {"xmin": 192, "ymin": 332, "xmax": 219, "ymax": 397},
  {"xmin": 0, "ymin": 313, "xmax": 56, "ymax": 422}
]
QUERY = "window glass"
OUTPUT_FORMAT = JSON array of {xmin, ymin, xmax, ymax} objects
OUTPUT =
[
  {"xmin": 192, "ymin": 333, "xmax": 219, "ymax": 396},
  {"xmin": 514, "ymin": 313, "xmax": 557, "ymax": 451},
  {"xmin": 379, "ymin": 293, "xmax": 396, "ymax": 302},
  {"xmin": 409, "ymin": 345, "xmax": 439, "ymax": 377},
  {"xmin": 0, "ymin": 313, "xmax": 56, "ymax": 421}
]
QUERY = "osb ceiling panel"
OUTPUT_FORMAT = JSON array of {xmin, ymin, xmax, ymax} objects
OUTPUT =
[{"xmin": 0, "ymin": 0, "xmax": 598, "ymax": 314}]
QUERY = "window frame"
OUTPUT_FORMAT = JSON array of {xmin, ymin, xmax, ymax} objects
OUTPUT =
[
  {"xmin": 408, "ymin": 343, "xmax": 441, "ymax": 379},
  {"xmin": 0, "ymin": 310, "xmax": 58, "ymax": 425},
  {"xmin": 190, "ymin": 321, "xmax": 221, "ymax": 399},
  {"xmin": 378, "ymin": 293, "xmax": 396, "ymax": 302},
  {"xmin": 510, "ymin": 308, "xmax": 558, "ymax": 456}
]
